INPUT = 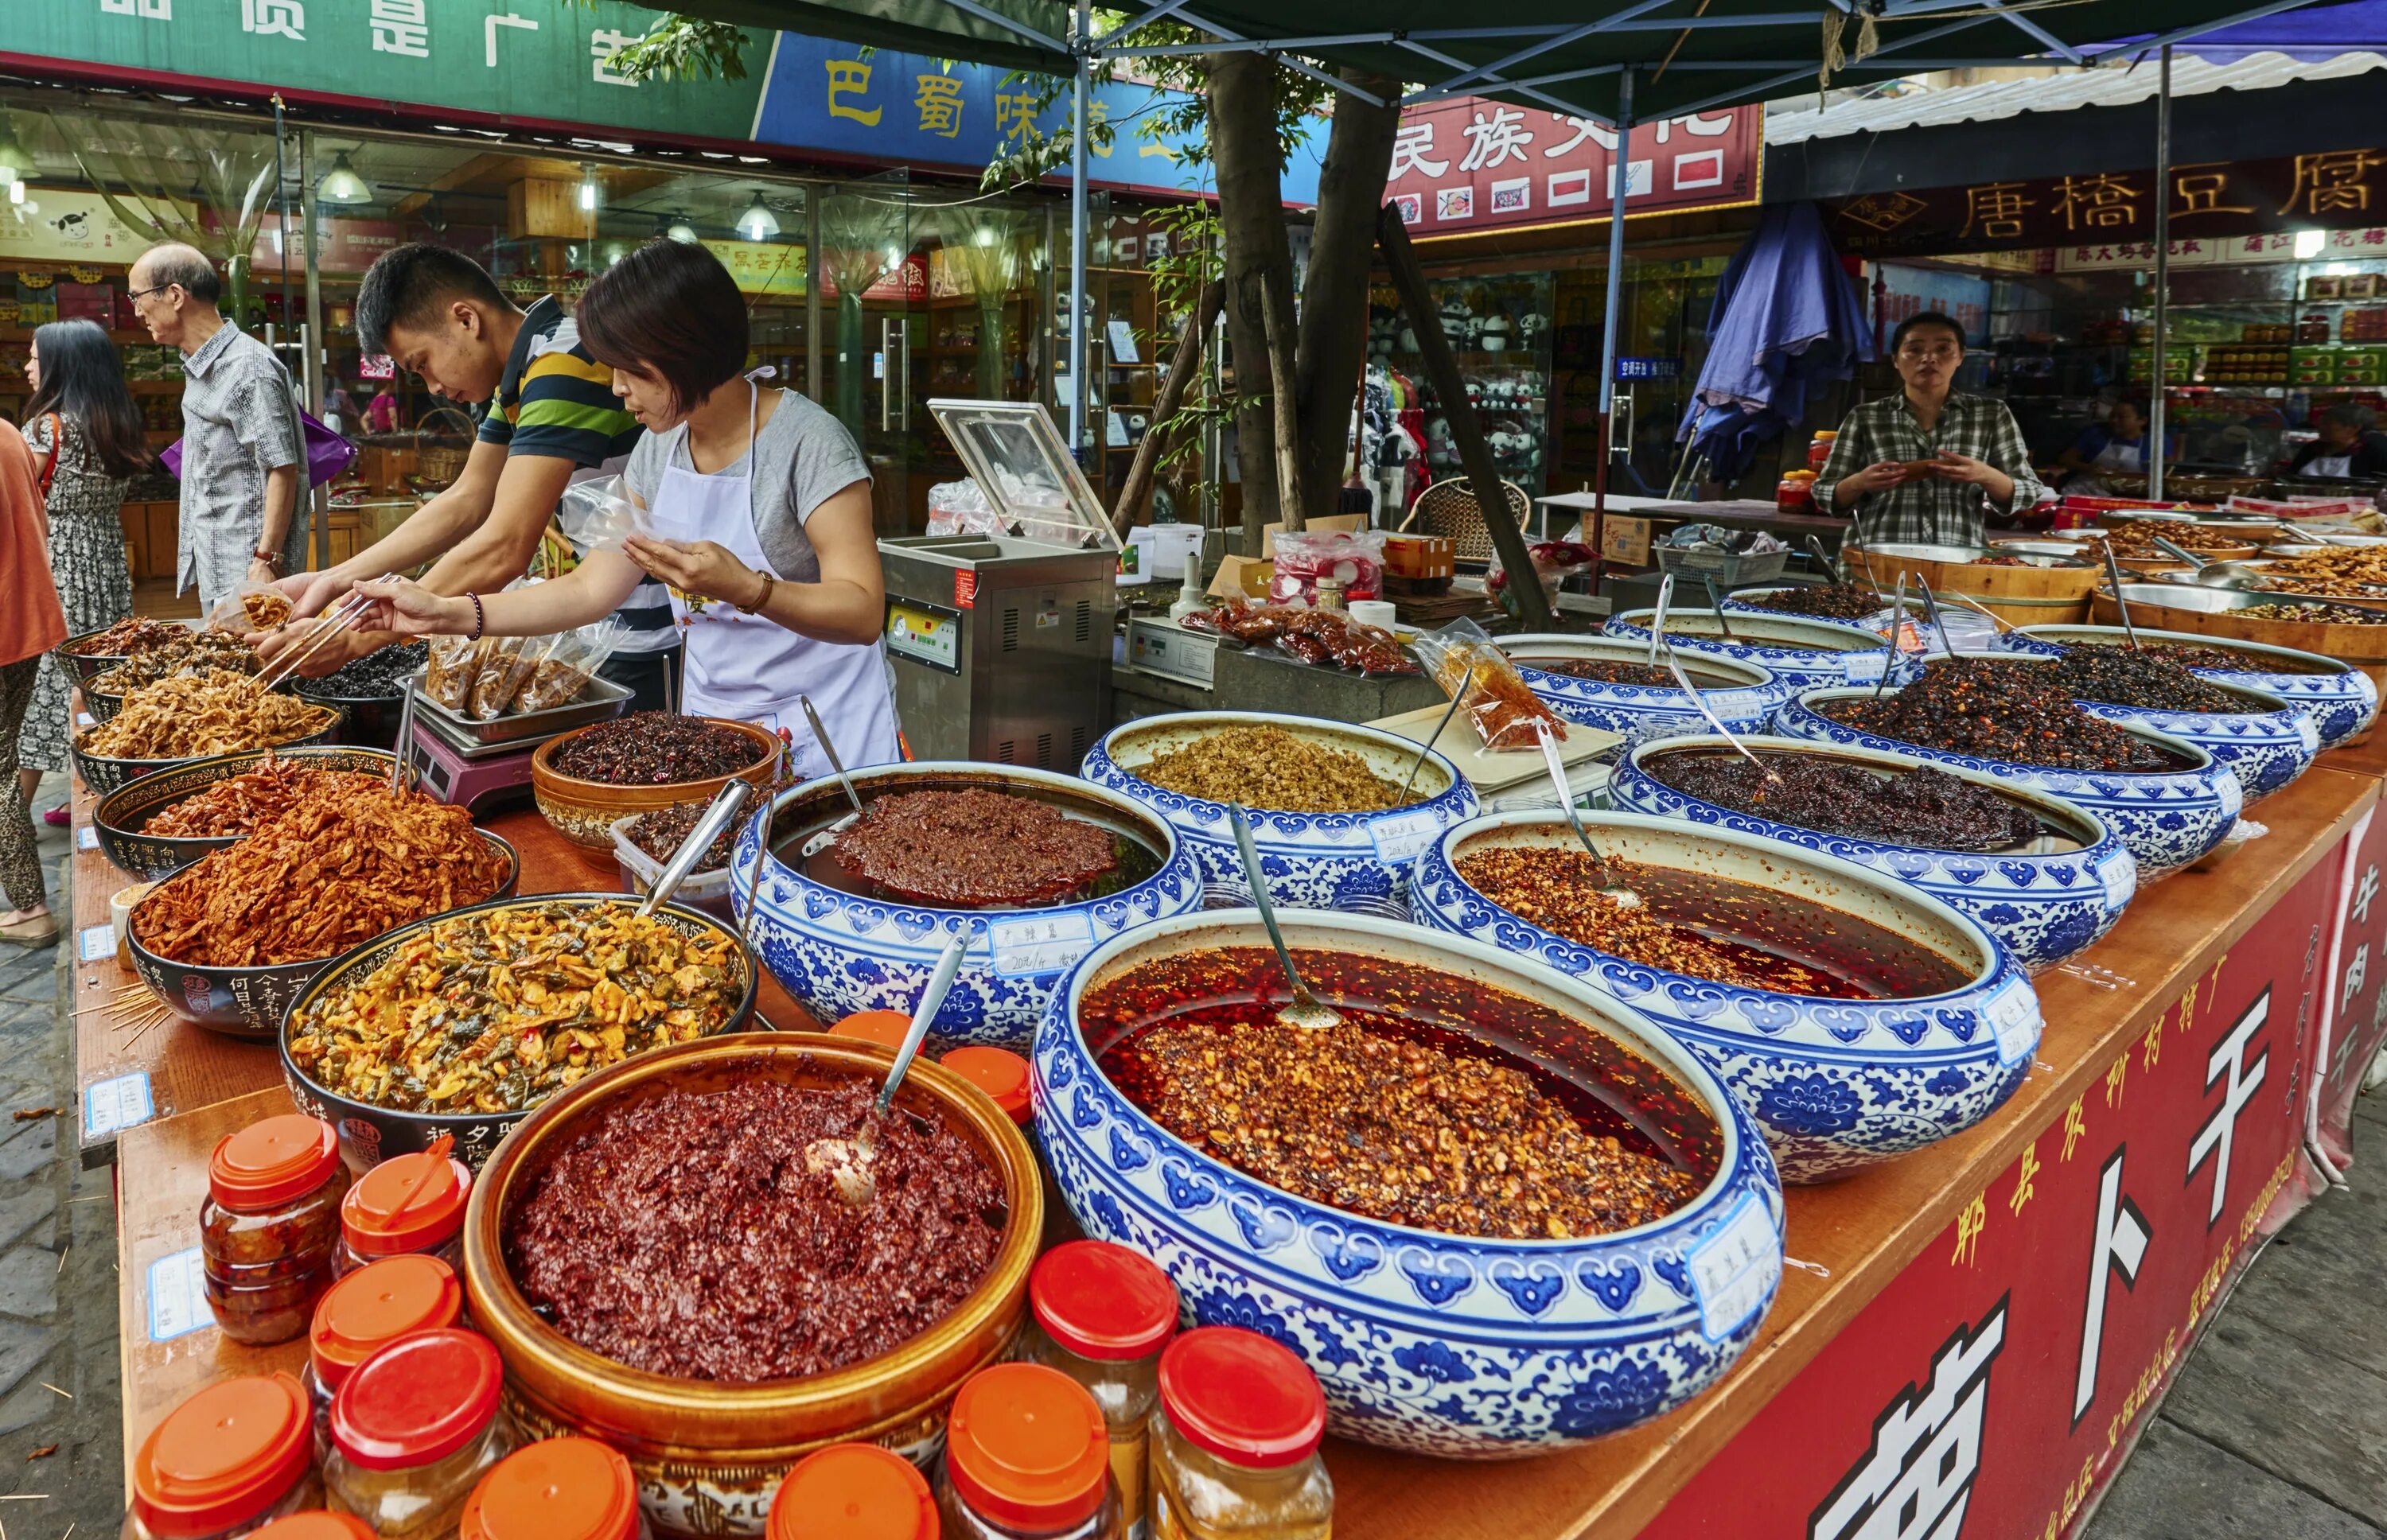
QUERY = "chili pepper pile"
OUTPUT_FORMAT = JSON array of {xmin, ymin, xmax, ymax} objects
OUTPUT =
[
  {"xmin": 2239, "ymin": 601, "xmax": 2387, "ymax": 625},
  {"xmin": 2046, "ymin": 648, "xmax": 2260, "ymax": 714},
  {"xmin": 550, "ymin": 713, "xmax": 768, "ymax": 785},
  {"xmin": 1651, "ymin": 751, "xmax": 2044, "ymax": 853},
  {"xmin": 1741, "ymin": 585, "xmax": 1884, "ymax": 622},
  {"xmin": 1820, "ymin": 657, "xmax": 2179, "ymax": 772}
]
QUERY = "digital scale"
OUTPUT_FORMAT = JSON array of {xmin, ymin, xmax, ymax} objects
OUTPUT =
[{"xmin": 397, "ymin": 675, "xmax": 634, "ymax": 816}]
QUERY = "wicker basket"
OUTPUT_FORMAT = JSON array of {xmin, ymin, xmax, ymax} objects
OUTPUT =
[
  {"xmin": 1654, "ymin": 545, "xmax": 1789, "ymax": 585},
  {"xmin": 413, "ymin": 406, "xmax": 477, "ymax": 489},
  {"xmin": 1406, "ymin": 476, "xmax": 1532, "ymax": 565}
]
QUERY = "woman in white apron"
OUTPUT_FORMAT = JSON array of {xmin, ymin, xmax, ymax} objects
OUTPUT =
[
  {"xmin": 349, "ymin": 238, "xmax": 900, "ymax": 780},
  {"xmin": 2054, "ymin": 399, "xmax": 2150, "ymax": 498}
]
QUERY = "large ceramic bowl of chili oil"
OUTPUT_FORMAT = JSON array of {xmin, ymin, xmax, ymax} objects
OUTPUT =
[
  {"xmin": 1496, "ymin": 636, "xmax": 1790, "ymax": 747},
  {"xmin": 1610, "ymin": 736, "xmax": 2134, "ymax": 975},
  {"xmin": 1599, "ymin": 607, "xmax": 1920, "ymax": 692},
  {"xmin": 1770, "ymin": 659, "xmax": 2245, "ymax": 881},
  {"xmin": 1999, "ymin": 624, "xmax": 2377, "ymax": 753},
  {"xmin": 734, "ymin": 762, "xmax": 1202, "ymax": 1049},
  {"xmin": 463, "ymin": 1033, "xmax": 1041, "ymax": 1538},
  {"xmin": 1412, "ymin": 811, "xmax": 2041, "ymax": 1185},
  {"xmin": 1080, "ymin": 712, "xmax": 1479, "ymax": 918},
  {"xmin": 1033, "ymin": 908, "xmax": 1784, "ymax": 1458}
]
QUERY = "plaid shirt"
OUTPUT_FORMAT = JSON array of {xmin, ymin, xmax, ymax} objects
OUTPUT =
[{"xmin": 1813, "ymin": 391, "xmax": 2047, "ymax": 548}]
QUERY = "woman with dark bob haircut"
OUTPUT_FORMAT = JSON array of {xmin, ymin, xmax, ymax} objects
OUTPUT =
[{"xmin": 348, "ymin": 238, "xmax": 901, "ymax": 776}]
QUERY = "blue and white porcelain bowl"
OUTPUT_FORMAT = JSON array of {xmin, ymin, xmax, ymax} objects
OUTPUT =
[
  {"xmin": 1601, "ymin": 608, "xmax": 1918, "ymax": 691},
  {"xmin": 732, "ymin": 761, "xmax": 1203, "ymax": 1049},
  {"xmin": 1412, "ymin": 811, "xmax": 2042, "ymax": 1184},
  {"xmin": 1500, "ymin": 636, "xmax": 1789, "ymax": 747},
  {"xmin": 1081, "ymin": 712, "xmax": 1478, "ymax": 918},
  {"xmin": 1999, "ymin": 624, "xmax": 2378, "ymax": 752},
  {"xmin": 1770, "ymin": 684, "xmax": 2242, "ymax": 881},
  {"xmin": 1033, "ymin": 907, "xmax": 1785, "ymax": 1457},
  {"xmin": 2074, "ymin": 684, "xmax": 2316, "ymax": 803},
  {"xmin": 1609, "ymin": 735, "xmax": 2134, "ymax": 975}
]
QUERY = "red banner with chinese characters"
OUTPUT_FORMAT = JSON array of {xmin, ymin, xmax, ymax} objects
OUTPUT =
[
  {"xmin": 1829, "ymin": 149, "xmax": 2387, "ymax": 256},
  {"xmin": 1643, "ymin": 847, "xmax": 2344, "ymax": 1540},
  {"xmin": 2316, "ymin": 798, "xmax": 2387, "ymax": 1170},
  {"xmin": 1385, "ymin": 100, "xmax": 1759, "ymax": 238}
]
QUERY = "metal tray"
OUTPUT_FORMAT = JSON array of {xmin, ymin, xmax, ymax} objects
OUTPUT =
[
  {"xmin": 2108, "ymin": 582, "xmax": 2387, "ymax": 617},
  {"xmin": 408, "ymin": 672, "xmax": 633, "ymax": 745}
]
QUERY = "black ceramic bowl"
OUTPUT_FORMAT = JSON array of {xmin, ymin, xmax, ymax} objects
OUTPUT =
[
  {"xmin": 277, "ymin": 892, "xmax": 760, "ymax": 1169},
  {"xmin": 294, "ymin": 679, "xmax": 407, "ymax": 751},
  {"xmin": 54, "ymin": 620, "xmax": 212, "ymax": 689},
  {"xmin": 71, "ymin": 716, "xmax": 343, "ymax": 796},
  {"xmin": 126, "ymin": 830, "xmax": 519, "ymax": 1040},
  {"xmin": 92, "ymin": 745, "xmax": 406, "ymax": 882}
]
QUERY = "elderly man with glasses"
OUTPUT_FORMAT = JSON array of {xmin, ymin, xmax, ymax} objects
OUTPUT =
[
  {"xmin": 127, "ymin": 242, "xmax": 307, "ymax": 616},
  {"xmin": 1814, "ymin": 312, "xmax": 2048, "ymax": 549}
]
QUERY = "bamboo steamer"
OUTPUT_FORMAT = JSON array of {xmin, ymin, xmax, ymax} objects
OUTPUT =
[
  {"xmin": 1849, "ymin": 542, "xmax": 2099, "ymax": 627},
  {"xmin": 2090, "ymin": 589, "xmax": 2387, "ymax": 705}
]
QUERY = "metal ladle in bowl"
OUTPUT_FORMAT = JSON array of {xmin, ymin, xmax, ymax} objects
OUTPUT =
[
  {"xmin": 1645, "ymin": 572, "xmax": 1676, "ymax": 669},
  {"xmin": 1229, "ymin": 804, "xmax": 1341, "ymax": 1032},
  {"xmin": 1661, "ymin": 645, "xmax": 1781, "ymax": 784},
  {"xmin": 1701, "ymin": 574, "xmax": 1737, "ymax": 639},
  {"xmin": 808, "ymin": 928, "xmax": 970, "ymax": 1207},
  {"xmin": 1398, "ymin": 660, "xmax": 1480, "ymax": 807},
  {"xmin": 2100, "ymin": 542, "xmax": 2143, "ymax": 649},
  {"xmin": 2151, "ymin": 535, "xmax": 2265, "ymax": 589},
  {"xmin": 1871, "ymin": 574, "xmax": 1911, "ymax": 701},
  {"xmin": 1532, "ymin": 721, "xmax": 1640, "ymax": 908},
  {"xmin": 798, "ymin": 693, "xmax": 867, "ymax": 859}
]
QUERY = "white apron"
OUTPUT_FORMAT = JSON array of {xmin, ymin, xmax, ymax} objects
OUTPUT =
[
  {"xmin": 645, "ymin": 383, "xmax": 902, "ymax": 782},
  {"xmin": 2090, "ymin": 435, "xmax": 2145, "ymax": 473}
]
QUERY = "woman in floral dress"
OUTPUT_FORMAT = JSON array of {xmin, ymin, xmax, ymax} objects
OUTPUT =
[{"xmin": 19, "ymin": 319, "xmax": 142, "ymax": 822}]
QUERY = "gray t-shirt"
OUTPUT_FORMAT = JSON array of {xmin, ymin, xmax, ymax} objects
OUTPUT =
[{"xmin": 623, "ymin": 389, "xmax": 872, "ymax": 579}]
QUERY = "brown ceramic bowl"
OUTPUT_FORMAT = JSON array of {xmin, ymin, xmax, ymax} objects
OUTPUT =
[
  {"xmin": 528, "ymin": 716, "xmax": 782, "ymax": 851},
  {"xmin": 461, "ymin": 1033, "xmax": 1041, "ymax": 1535}
]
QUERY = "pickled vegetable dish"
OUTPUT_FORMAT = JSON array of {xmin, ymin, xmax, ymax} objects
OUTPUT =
[
  {"xmin": 1133, "ymin": 725, "xmax": 1407, "ymax": 812},
  {"xmin": 1819, "ymin": 657, "xmax": 2186, "ymax": 772},
  {"xmin": 1649, "ymin": 750, "xmax": 2043, "ymax": 852}
]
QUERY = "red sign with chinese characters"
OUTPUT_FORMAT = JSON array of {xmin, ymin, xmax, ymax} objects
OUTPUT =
[{"xmin": 1384, "ymin": 99, "xmax": 1759, "ymax": 237}]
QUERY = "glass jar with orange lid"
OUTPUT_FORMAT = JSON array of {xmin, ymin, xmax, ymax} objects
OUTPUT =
[
  {"xmin": 1776, "ymin": 470, "xmax": 1817, "ymax": 515},
  {"xmin": 1023, "ymin": 1242, "xmax": 1179, "ymax": 1540},
  {"xmin": 324, "ymin": 1328, "xmax": 516, "ymax": 1536},
  {"xmin": 769, "ymin": 1444, "xmax": 937, "ymax": 1540},
  {"xmin": 1808, "ymin": 431, "xmax": 1838, "ymax": 472},
  {"xmin": 249, "ymin": 1518, "xmax": 375, "ymax": 1540},
  {"xmin": 123, "ymin": 1373, "xmax": 323, "ymax": 1539},
  {"xmin": 1148, "ymin": 1328, "xmax": 1332, "ymax": 1540},
  {"xmin": 939, "ymin": 1363, "xmax": 1121, "ymax": 1540},
  {"xmin": 333, "ymin": 1145, "xmax": 470, "ymax": 1278},
  {"xmin": 461, "ymin": 1436, "xmax": 652, "ymax": 1540},
  {"xmin": 305, "ymin": 1255, "xmax": 464, "ymax": 1450},
  {"xmin": 201, "ymin": 1114, "xmax": 350, "ymax": 1346}
]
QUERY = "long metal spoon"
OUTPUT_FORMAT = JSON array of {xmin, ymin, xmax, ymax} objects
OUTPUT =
[
  {"xmin": 1702, "ymin": 575, "xmax": 1737, "ymax": 639},
  {"xmin": 1645, "ymin": 572, "xmax": 1676, "ymax": 669},
  {"xmin": 1532, "ymin": 721, "xmax": 1639, "ymax": 907},
  {"xmin": 809, "ymin": 929, "xmax": 969, "ymax": 1205},
  {"xmin": 1872, "ymin": 573, "xmax": 1910, "ymax": 701},
  {"xmin": 1663, "ymin": 644, "xmax": 1781, "ymax": 783},
  {"xmin": 2153, "ymin": 535, "xmax": 2265, "ymax": 589},
  {"xmin": 1399, "ymin": 660, "xmax": 1478, "ymax": 807},
  {"xmin": 1806, "ymin": 535, "xmax": 1841, "ymax": 585},
  {"xmin": 798, "ymin": 693, "xmax": 867, "ymax": 858},
  {"xmin": 1915, "ymin": 578, "xmax": 1956, "ymax": 659},
  {"xmin": 386, "ymin": 674, "xmax": 419, "ymax": 794},
  {"xmin": 1229, "ymin": 804, "xmax": 1341, "ymax": 1031},
  {"xmin": 637, "ymin": 777, "xmax": 754, "ymax": 918},
  {"xmin": 2101, "ymin": 541, "xmax": 2142, "ymax": 649}
]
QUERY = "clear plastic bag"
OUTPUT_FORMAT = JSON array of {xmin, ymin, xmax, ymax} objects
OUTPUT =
[
  {"xmin": 1487, "ymin": 541, "xmax": 1598, "ymax": 620},
  {"xmin": 1411, "ymin": 616, "xmax": 1564, "ymax": 752},
  {"xmin": 926, "ymin": 478, "xmax": 1005, "ymax": 539},
  {"xmin": 208, "ymin": 582, "xmax": 296, "ymax": 636},
  {"xmin": 465, "ymin": 635, "xmax": 541, "ymax": 721},
  {"xmin": 1267, "ymin": 529, "xmax": 1387, "ymax": 606},
  {"xmin": 513, "ymin": 620, "xmax": 625, "ymax": 713},
  {"xmin": 422, "ymin": 635, "xmax": 486, "ymax": 712},
  {"xmin": 555, "ymin": 474, "xmax": 657, "ymax": 558}
]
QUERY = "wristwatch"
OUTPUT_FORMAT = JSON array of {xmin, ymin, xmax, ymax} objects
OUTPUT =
[{"xmin": 251, "ymin": 547, "xmax": 286, "ymax": 576}]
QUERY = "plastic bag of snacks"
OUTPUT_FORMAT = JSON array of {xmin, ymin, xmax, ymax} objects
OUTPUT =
[
  {"xmin": 422, "ymin": 634, "xmax": 489, "ymax": 712},
  {"xmin": 1486, "ymin": 540, "xmax": 1598, "ymax": 620},
  {"xmin": 512, "ymin": 620, "xmax": 625, "ymax": 713},
  {"xmin": 1267, "ymin": 528, "xmax": 1387, "ymax": 606},
  {"xmin": 555, "ymin": 473, "xmax": 658, "ymax": 557},
  {"xmin": 208, "ymin": 582, "xmax": 295, "ymax": 636},
  {"xmin": 465, "ymin": 634, "xmax": 543, "ymax": 721},
  {"xmin": 1410, "ymin": 616, "xmax": 1565, "ymax": 752}
]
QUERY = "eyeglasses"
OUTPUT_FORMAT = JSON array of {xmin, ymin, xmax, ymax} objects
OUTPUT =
[
  {"xmin": 126, "ymin": 282, "xmax": 176, "ymax": 305},
  {"xmin": 1897, "ymin": 344, "xmax": 1963, "ymax": 362}
]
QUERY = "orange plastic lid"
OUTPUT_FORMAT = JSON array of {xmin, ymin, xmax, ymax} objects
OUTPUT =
[
  {"xmin": 131, "ymin": 1373, "xmax": 313, "ymax": 1538},
  {"xmin": 341, "ymin": 1151, "xmax": 471, "ymax": 1257},
  {"xmin": 1030, "ymin": 1241, "xmax": 1178, "ymax": 1361},
  {"xmin": 309, "ymin": 1254, "xmax": 464, "ymax": 1391},
  {"xmin": 461, "ymin": 1437, "xmax": 641, "ymax": 1540},
  {"xmin": 329, "ymin": 1328, "xmax": 504, "ymax": 1471},
  {"xmin": 944, "ymin": 1363, "xmax": 1110, "ymax": 1532},
  {"xmin": 769, "ymin": 1444, "xmax": 937, "ymax": 1540},
  {"xmin": 208, "ymin": 1114, "xmax": 341, "ymax": 1212},
  {"xmin": 831, "ymin": 1010, "xmax": 913, "ymax": 1048},
  {"xmin": 940, "ymin": 1047, "xmax": 1032, "ymax": 1124},
  {"xmin": 251, "ymin": 1515, "xmax": 377, "ymax": 1540}
]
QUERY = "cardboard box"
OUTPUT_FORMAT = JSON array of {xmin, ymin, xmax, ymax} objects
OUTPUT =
[
  {"xmin": 1383, "ymin": 533, "xmax": 1455, "ymax": 580},
  {"xmin": 1600, "ymin": 515, "xmax": 1652, "ymax": 567},
  {"xmin": 1260, "ymin": 513, "xmax": 1367, "ymax": 558},
  {"xmin": 1207, "ymin": 554, "xmax": 1274, "ymax": 600}
]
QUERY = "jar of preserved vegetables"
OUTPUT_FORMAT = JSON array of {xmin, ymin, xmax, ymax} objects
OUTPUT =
[
  {"xmin": 461, "ymin": 1437, "xmax": 652, "ymax": 1540},
  {"xmin": 249, "ymin": 1517, "xmax": 375, "ymax": 1540},
  {"xmin": 1025, "ymin": 1242, "xmax": 1178, "ymax": 1540},
  {"xmin": 305, "ymin": 1256, "xmax": 463, "ymax": 1449},
  {"xmin": 769, "ymin": 1444, "xmax": 936, "ymax": 1540},
  {"xmin": 201, "ymin": 1114, "xmax": 349, "ymax": 1347},
  {"xmin": 123, "ymin": 1373, "xmax": 323, "ymax": 1540},
  {"xmin": 333, "ymin": 1148, "xmax": 470, "ymax": 1278},
  {"xmin": 324, "ymin": 1328, "xmax": 515, "ymax": 1537},
  {"xmin": 1148, "ymin": 1328, "xmax": 1331, "ymax": 1540},
  {"xmin": 940, "ymin": 1363, "xmax": 1120, "ymax": 1540}
]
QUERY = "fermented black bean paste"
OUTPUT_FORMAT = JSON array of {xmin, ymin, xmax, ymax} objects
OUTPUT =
[
  {"xmin": 1651, "ymin": 750, "xmax": 2044, "ymax": 852},
  {"xmin": 1820, "ymin": 658, "xmax": 2186, "ymax": 772}
]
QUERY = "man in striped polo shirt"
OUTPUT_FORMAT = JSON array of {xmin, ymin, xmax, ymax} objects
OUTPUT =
[{"xmin": 264, "ymin": 244, "xmax": 681, "ymax": 709}]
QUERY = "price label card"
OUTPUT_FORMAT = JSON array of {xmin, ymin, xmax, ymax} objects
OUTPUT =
[
  {"xmin": 75, "ymin": 712, "xmax": 92, "ymax": 729},
  {"xmin": 1685, "ymin": 1193, "xmax": 1780, "ymax": 1340},
  {"xmin": 1985, "ymin": 978, "xmax": 2042, "ymax": 1065},
  {"xmin": 83, "ymin": 1070, "xmax": 154, "ymax": 1141},
  {"xmin": 1844, "ymin": 649, "xmax": 1890, "ymax": 683},
  {"xmin": 146, "ymin": 1247, "xmax": 208, "ymax": 1342},
  {"xmin": 1369, "ymin": 809, "xmax": 1444, "ymax": 865},
  {"xmin": 988, "ymin": 912, "xmax": 1097, "ymax": 980},
  {"xmin": 78, "ymin": 924, "xmax": 114, "ymax": 963},
  {"xmin": 2097, "ymin": 852, "xmax": 2136, "ymax": 910},
  {"xmin": 76, "ymin": 826, "xmax": 98, "ymax": 851}
]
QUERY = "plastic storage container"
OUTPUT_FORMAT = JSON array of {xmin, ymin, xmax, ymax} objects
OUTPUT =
[
  {"xmin": 124, "ymin": 1373, "xmax": 324, "ymax": 1539},
  {"xmin": 305, "ymin": 1255, "xmax": 465, "ymax": 1445},
  {"xmin": 1025, "ymin": 1242, "xmax": 1180, "ymax": 1540},
  {"xmin": 941, "ymin": 1047, "xmax": 1033, "ymax": 1126},
  {"xmin": 334, "ymin": 1147, "xmax": 471, "ymax": 1278},
  {"xmin": 769, "ymin": 1443, "xmax": 938, "ymax": 1540},
  {"xmin": 939, "ymin": 1363, "xmax": 1121, "ymax": 1540},
  {"xmin": 1148, "ymin": 1328, "xmax": 1332, "ymax": 1540},
  {"xmin": 610, "ymin": 813, "xmax": 738, "ymax": 922},
  {"xmin": 324, "ymin": 1328, "xmax": 516, "ymax": 1536},
  {"xmin": 461, "ymin": 1437, "xmax": 652, "ymax": 1540},
  {"xmin": 201, "ymin": 1114, "xmax": 351, "ymax": 1347},
  {"xmin": 250, "ymin": 1518, "xmax": 376, "ymax": 1540}
]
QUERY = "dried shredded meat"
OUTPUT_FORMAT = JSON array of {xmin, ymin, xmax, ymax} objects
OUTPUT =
[
  {"xmin": 142, "ymin": 757, "xmax": 388, "ymax": 839},
  {"xmin": 80, "ymin": 670, "xmax": 336, "ymax": 760}
]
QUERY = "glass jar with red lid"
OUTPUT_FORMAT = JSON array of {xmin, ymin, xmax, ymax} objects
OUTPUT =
[
  {"xmin": 123, "ymin": 1373, "xmax": 324, "ymax": 1539},
  {"xmin": 323, "ymin": 1328, "xmax": 516, "ymax": 1534},
  {"xmin": 939, "ymin": 1363, "xmax": 1120, "ymax": 1539},
  {"xmin": 201, "ymin": 1115, "xmax": 350, "ymax": 1347},
  {"xmin": 1808, "ymin": 431, "xmax": 1838, "ymax": 472},
  {"xmin": 940, "ymin": 1047, "xmax": 1032, "ymax": 1127},
  {"xmin": 1024, "ymin": 1242, "xmax": 1178, "ymax": 1540},
  {"xmin": 1776, "ymin": 469, "xmax": 1817, "ymax": 515},
  {"xmin": 248, "ymin": 1517, "xmax": 375, "ymax": 1540},
  {"xmin": 462, "ymin": 1436, "xmax": 652, "ymax": 1540},
  {"xmin": 1148, "ymin": 1328, "xmax": 1331, "ymax": 1540},
  {"xmin": 333, "ymin": 1145, "xmax": 470, "ymax": 1278},
  {"xmin": 769, "ymin": 1444, "xmax": 936, "ymax": 1540},
  {"xmin": 305, "ymin": 1255, "xmax": 463, "ymax": 1448}
]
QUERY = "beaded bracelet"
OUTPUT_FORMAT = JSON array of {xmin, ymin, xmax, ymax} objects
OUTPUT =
[{"xmin": 467, "ymin": 592, "xmax": 485, "ymax": 640}]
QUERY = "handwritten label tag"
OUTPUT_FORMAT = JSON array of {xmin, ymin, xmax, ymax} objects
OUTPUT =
[
  {"xmin": 83, "ymin": 1071, "xmax": 154, "ymax": 1141},
  {"xmin": 1685, "ymin": 1193, "xmax": 1780, "ymax": 1340},
  {"xmin": 1844, "ymin": 649, "xmax": 1889, "ymax": 683},
  {"xmin": 78, "ymin": 924, "xmax": 114, "ymax": 963},
  {"xmin": 1368, "ymin": 809, "xmax": 1443, "ymax": 865},
  {"xmin": 987, "ymin": 912, "xmax": 1096, "ymax": 980},
  {"xmin": 1985, "ymin": 978, "xmax": 2042, "ymax": 1065},
  {"xmin": 146, "ymin": 1247, "xmax": 208, "ymax": 1342},
  {"xmin": 76, "ymin": 825, "xmax": 98, "ymax": 851},
  {"xmin": 74, "ymin": 712, "xmax": 92, "ymax": 729},
  {"xmin": 2097, "ymin": 852, "xmax": 2135, "ymax": 911}
]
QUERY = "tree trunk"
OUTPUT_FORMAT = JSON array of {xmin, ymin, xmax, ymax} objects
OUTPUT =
[
  {"xmin": 1205, "ymin": 49, "xmax": 1299, "ymax": 554},
  {"xmin": 1293, "ymin": 71, "xmax": 1404, "ymax": 516}
]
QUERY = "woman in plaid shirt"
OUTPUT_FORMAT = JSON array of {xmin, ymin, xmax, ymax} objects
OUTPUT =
[{"xmin": 1815, "ymin": 312, "xmax": 2048, "ymax": 547}]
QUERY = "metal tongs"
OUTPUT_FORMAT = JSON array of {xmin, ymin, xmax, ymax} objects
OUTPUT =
[
  {"xmin": 2101, "ymin": 541, "xmax": 2143, "ymax": 648},
  {"xmin": 253, "ymin": 577, "xmax": 391, "ymax": 692},
  {"xmin": 1645, "ymin": 572, "xmax": 1676, "ymax": 668},
  {"xmin": 798, "ymin": 693, "xmax": 868, "ymax": 858},
  {"xmin": 1532, "ymin": 721, "xmax": 1639, "ymax": 908},
  {"xmin": 1230, "ymin": 805, "xmax": 1342, "ymax": 1031},
  {"xmin": 1872, "ymin": 574, "xmax": 1911, "ymax": 701},
  {"xmin": 1661, "ymin": 645, "xmax": 1781, "ymax": 784},
  {"xmin": 637, "ymin": 778, "xmax": 754, "ymax": 918},
  {"xmin": 808, "ymin": 929, "xmax": 970, "ymax": 1206}
]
